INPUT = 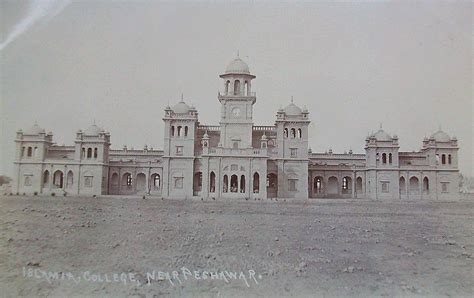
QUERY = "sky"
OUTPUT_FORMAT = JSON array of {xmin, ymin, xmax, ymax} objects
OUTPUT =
[{"xmin": 0, "ymin": 1, "xmax": 472, "ymax": 177}]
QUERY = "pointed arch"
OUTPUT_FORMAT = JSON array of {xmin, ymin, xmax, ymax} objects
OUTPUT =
[
  {"xmin": 66, "ymin": 170, "xmax": 74, "ymax": 188},
  {"xmin": 230, "ymin": 175, "xmax": 238, "ymax": 192},
  {"xmin": 399, "ymin": 176, "xmax": 406, "ymax": 194},
  {"xmin": 53, "ymin": 170, "xmax": 64, "ymax": 188},
  {"xmin": 234, "ymin": 80, "xmax": 240, "ymax": 95},
  {"xmin": 240, "ymin": 175, "xmax": 245, "ymax": 193},
  {"xmin": 151, "ymin": 173, "xmax": 160, "ymax": 190},
  {"xmin": 43, "ymin": 170, "xmax": 50, "ymax": 187},
  {"xmin": 253, "ymin": 172, "xmax": 259, "ymax": 193},
  {"xmin": 314, "ymin": 176, "xmax": 323, "ymax": 194},
  {"xmin": 223, "ymin": 175, "xmax": 228, "ymax": 193},
  {"xmin": 209, "ymin": 171, "xmax": 216, "ymax": 193},
  {"xmin": 423, "ymin": 177, "xmax": 429, "ymax": 193}
]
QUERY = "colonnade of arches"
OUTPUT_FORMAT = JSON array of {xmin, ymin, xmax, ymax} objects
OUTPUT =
[
  {"xmin": 399, "ymin": 176, "xmax": 430, "ymax": 195},
  {"xmin": 224, "ymin": 79, "xmax": 251, "ymax": 96},
  {"xmin": 42, "ymin": 170, "xmax": 74, "ymax": 189},
  {"xmin": 283, "ymin": 128, "xmax": 302, "ymax": 139},
  {"xmin": 198, "ymin": 171, "xmax": 276, "ymax": 197},
  {"xmin": 311, "ymin": 175, "xmax": 362, "ymax": 197},
  {"xmin": 21, "ymin": 146, "xmax": 38, "ymax": 158},
  {"xmin": 170, "ymin": 126, "xmax": 189, "ymax": 137},
  {"xmin": 109, "ymin": 172, "xmax": 161, "ymax": 193}
]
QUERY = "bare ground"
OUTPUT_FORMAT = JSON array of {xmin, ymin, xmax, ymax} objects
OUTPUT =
[{"xmin": 0, "ymin": 195, "xmax": 473, "ymax": 297}]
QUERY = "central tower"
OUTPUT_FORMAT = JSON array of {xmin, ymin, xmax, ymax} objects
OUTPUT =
[{"xmin": 217, "ymin": 56, "xmax": 256, "ymax": 149}]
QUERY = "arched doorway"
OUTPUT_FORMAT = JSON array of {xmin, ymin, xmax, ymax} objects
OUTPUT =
[
  {"xmin": 240, "ymin": 175, "xmax": 245, "ymax": 193},
  {"xmin": 356, "ymin": 177, "xmax": 363, "ymax": 194},
  {"xmin": 136, "ymin": 173, "xmax": 146, "ymax": 191},
  {"xmin": 193, "ymin": 172, "xmax": 202, "ymax": 195},
  {"xmin": 313, "ymin": 176, "xmax": 323, "ymax": 195},
  {"xmin": 267, "ymin": 173, "xmax": 277, "ymax": 198},
  {"xmin": 423, "ymin": 177, "xmax": 429, "ymax": 194},
  {"xmin": 342, "ymin": 176, "xmax": 352, "ymax": 194},
  {"xmin": 399, "ymin": 177, "xmax": 406, "ymax": 194},
  {"xmin": 223, "ymin": 175, "xmax": 228, "ymax": 193},
  {"xmin": 409, "ymin": 177, "xmax": 419, "ymax": 195},
  {"xmin": 122, "ymin": 173, "xmax": 133, "ymax": 190},
  {"xmin": 53, "ymin": 170, "xmax": 63, "ymax": 189},
  {"xmin": 230, "ymin": 175, "xmax": 238, "ymax": 193},
  {"xmin": 111, "ymin": 173, "xmax": 119, "ymax": 192},
  {"xmin": 150, "ymin": 173, "xmax": 160, "ymax": 191},
  {"xmin": 253, "ymin": 172, "xmax": 259, "ymax": 193},
  {"xmin": 43, "ymin": 170, "xmax": 50, "ymax": 188},
  {"xmin": 327, "ymin": 176, "xmax": 338, "ymax": 196},
  {"xmin": 66, "ymin": 171, "xmax": 74, "ymax": 188},
  {"xmin": 209, "ymin": 172, "xmax": 216, "ymax": 193}
]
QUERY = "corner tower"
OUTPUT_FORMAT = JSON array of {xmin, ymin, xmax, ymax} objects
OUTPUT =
[{"xmin": 217, "ymin": 56, "xmax": 256, "ymax": 149}]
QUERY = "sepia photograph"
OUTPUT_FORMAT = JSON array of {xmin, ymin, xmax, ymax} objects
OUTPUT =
[{"xmin": 0, "ymin": 0, "xmax": 473, "ymax": 297}]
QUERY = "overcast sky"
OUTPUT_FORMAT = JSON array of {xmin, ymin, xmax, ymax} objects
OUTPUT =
[{"xmin": 1, "ymin": 1, "xmax": 472, "ymax": 177}]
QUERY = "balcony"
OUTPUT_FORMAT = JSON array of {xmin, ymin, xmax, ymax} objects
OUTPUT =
[
  {"xmin": 206, "ymin": 147, "xmax": 267, "ymax": 157},
  {"xmin": 218, "ymin": 91, "xmax": 256, "ymax": 97}
]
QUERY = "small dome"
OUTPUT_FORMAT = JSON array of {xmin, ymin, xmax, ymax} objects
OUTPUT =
[
  {"xmin": 172, "ymin": 101, "xmax": 191, "ymax": 114},
  {"xmin": 24, "ymin": 123, "xmax": 45, "ymax": 135},
  {"xmin": 225, "ymin": 57, "xmax": 250, "ymax": 75},
  {"xmin": 373, "ymin": 129, "xmax": 392, "ymax": 141},
  {"xmin": 84, "ymin": 124, "xmax": 104, "ymax": 136},
  {"xmin": 431, "ymin": 130, "xmax": 451, "ymax": 142},
  {"xmin": 283, "ymin": 102, "xmax": 302, "ymax": 116}
]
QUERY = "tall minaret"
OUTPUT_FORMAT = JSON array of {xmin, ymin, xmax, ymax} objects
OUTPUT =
[{"xmin": 217, "ymin": 55, "xmax": 256, "ymax": 149}]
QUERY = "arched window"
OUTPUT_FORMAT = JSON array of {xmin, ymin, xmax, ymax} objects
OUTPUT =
[
  {"xmin": 171, "ymin": 126, "xmax": 175, "ymax": 137},
  {"xmin": 82, "ymin": 148, "xmax": 85, "ymax": 158},
  {"xmin": 184, "ymin": 126, "xmax": 188, "ymax": 137},
  {"xmin": 389, "ymin": 153, "xmax": 392, "ymax": 164},
  {"xmin": 177, "ymin": 126, "xmax": 182, "ymax": 137},
  {"xmin": 253, "ymin": 172, "xmax": 259, "ymax": 193},
  {"xmin": 94, "ymin": 148, "xmax": 98, "ymax": 158},
  {"xmin": 240, "ymin": 175, "xmax": 245, "ymax": 193},
  {"xmin": 87, "ymin": 148, "xmax": 92, "ymax": 158},
  {"xmin": 210, "ymin": 172, "xmax": 216, "ymax": 193},
  {"xmin": 284, "ymin": 128, "xmax": 288, "ymax": 138},
  {"xmin": 442, "ymin": 154, "xmax": 446, "ymax": 164},
  {"xmin": 234, "ymin": 80, "xmax": 240, "ymax": 95},
  {"xmin": 34, "ymin": 147, "xmax": 38, "ymax": 158},
  {"xmin": 223, "ymin": 175, "xmax": 228, "ymax": 193},
  {"xmin": 423, "ymin": 177, "xmax": 429, "ymax": 193},
  {"xmin": 233, "ymin": 142, "xmax": 238, "ymax": 149},
  {"xmin": 230, "ymin": 175, "xmax": 238, "ymax": 192},
  {"xmin": 244, "ymin": 81, "xmax": 249, "ymax": 96},
  {"xmin": 297, "ymin": 128, "xmax": 302, "ymax": 138},
  {"xmin": 27, "ymin": 147, "xmax": 32, "ymax": 157},
  {"xmin": 21, "ymin": 146, "xmax": 25, "ymax": 157},
  {"xmin": 382, "ymin": 153, "xmax": 387, "ymax": 164},
  {"xmin": 290, "ymin": 128, "xmax": 296, "ymax": 139},
  {"xmin": 225, "ymin": 80, "xmax": 230, "ymax": 94},
  {"xmin": 448, "ymin": 154, "xmax": 452, "ymax": 164},
  {"xmin": 43, "ymin": 170, "xmax": 50, "ymax": 187}
]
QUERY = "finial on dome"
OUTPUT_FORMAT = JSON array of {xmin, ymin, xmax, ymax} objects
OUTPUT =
[
  {"xmin": 379, "ymin": 123, "xmax": 383, "ymax": 130},
  {"xmin": 438, "ymin": 123, "xmax": 442, "ymax": 131},
  {"xmin": 180, "ymin": 93, "xmax": 184, "ymax": 102},
  {"xmin": 291, "ymin": 96, "xmax": 294, "ymax": 103},
  {"xmin": 237, "ymin": 50, "xmax": 239, "ymax": 57},
  {"xmin": 93, "ymin": 118, "xmax": 96, "ymax": 125}
]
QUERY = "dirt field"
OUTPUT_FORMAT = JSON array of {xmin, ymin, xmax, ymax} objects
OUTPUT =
[{"xmin": 0, "ymin": 195, "xmax": 473, "ymax": 297}]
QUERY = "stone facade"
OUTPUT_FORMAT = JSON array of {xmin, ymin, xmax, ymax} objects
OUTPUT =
[{"xmin": 12, "ymin": 57, "xmax": 460, "ymax": 200}]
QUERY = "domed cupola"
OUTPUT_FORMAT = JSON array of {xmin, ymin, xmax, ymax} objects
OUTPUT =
[
  {"xmin": 224, "ymin": 57, "xmax": 251, "ymax": 75},
  {"xmin": 84, "ymin": 123, "xmax": 105, "ymax": 136},
  {"xmin": 172, "ymin": 100, "xmax": 191, "ymax": 114},
  {"xmin": 373, "ymin": 129, "xmax": 392, "ymax": 142},
  {"xmin": 282, "ymin": 98, "xmax": 303, "ymax": 118},
  {"xmin": 430, "ymin": 129, "xmax": 451, "ymax": 142},
  {"xmin": 24, "ymin": 122, "xmax": 45, "ymax": 135}
]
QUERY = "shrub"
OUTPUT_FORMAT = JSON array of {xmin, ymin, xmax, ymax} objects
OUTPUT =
[
  {"xmin": 51, "ymin": 192, "xmax": 56, "ymax": 197},
  {"xmin": 63, "ymin": 193, "xmax": 67, "ymax": 197},
  {"xmin": 34, "ymin": 192, "xmax": 38, "ymax": 196},
  {"xmin": 142, "ymin": 195, "xmax": 146, "ymax": 200}
]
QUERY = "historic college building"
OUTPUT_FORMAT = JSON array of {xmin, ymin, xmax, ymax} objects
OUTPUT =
[{"xmin": 13, "ymin": 57, "xmax": 460, "ymax": 200}]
